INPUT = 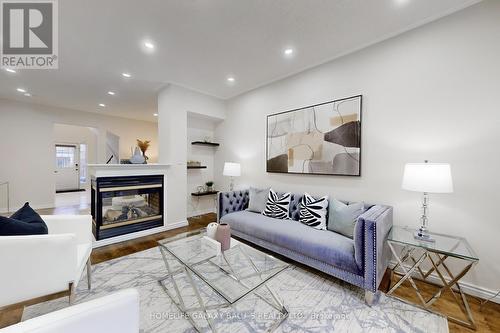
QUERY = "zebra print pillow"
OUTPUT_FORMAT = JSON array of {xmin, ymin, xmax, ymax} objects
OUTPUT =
[
  {"xmin": 299, "ymin": 193, "xmax": 329, "ymax": 230},
  {"xmin": 262, "ymin": 189, "xmax": 291, "ymax": 219}
]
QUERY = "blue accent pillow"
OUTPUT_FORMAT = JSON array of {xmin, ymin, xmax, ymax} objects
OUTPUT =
[{"xmin": 0, "ymin": 202, "xmax": 48, "ymax": 236}]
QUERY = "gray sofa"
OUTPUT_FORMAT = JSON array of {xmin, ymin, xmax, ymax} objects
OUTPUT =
[{"xmin": 218, "ymin": 190, "xmax": 393, "ymax": 303}]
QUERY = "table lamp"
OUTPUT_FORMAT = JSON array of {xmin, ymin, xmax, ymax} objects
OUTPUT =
[
  {"xmin": 402, "ymin": 160, "xmax": 453, "ymax": 242},
  {"xmin": 223, "ymin": 162, "xmax": 240, "ymax": 191}
]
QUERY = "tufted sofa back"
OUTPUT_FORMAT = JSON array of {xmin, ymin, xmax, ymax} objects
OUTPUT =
[
  {"xmin": 287, "ymin": 193, "xmax": 303, "ymax": 221},
  {"xmin": 218, "ymin": 189, "xmax": 374, "ymax": 222},
  {"xmin": 218, "ymin": 190, "xmax": 250, "ymax": 219},
  {"xmin": 218, "ymin": 190, "xmax": 305, "ymax": 221}
]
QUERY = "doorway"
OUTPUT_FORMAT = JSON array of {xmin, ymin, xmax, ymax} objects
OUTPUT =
[
  {"xmin": 55, "ymin": 144, "xmax": 81, "ymax": 192},
  {"xmin": 53, "ymin": 124, "xmax": 98, "ymax": 207}
]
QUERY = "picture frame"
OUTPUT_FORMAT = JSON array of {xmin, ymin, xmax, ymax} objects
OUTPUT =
[{"xmin": 266, "ymin": 95, "xmax": 362, "ymax": 176}]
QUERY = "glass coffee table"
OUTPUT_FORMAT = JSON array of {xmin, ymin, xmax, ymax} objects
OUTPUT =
[
  {"xmin": 157, "ymin": 229, "xmax": 290, "ymax": 332},
  {"xmin": 387, "ymin": 226, "xmax": 479, "ymax": 330}
]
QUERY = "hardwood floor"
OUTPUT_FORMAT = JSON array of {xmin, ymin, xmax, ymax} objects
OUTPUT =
[
  {"xmin": 3, "ymin": 204, "xmax": 499, "ymax": 332},
  {"xmin": 0, "ymin": 308, "xmax": 23, "ymax": 330},
  {"xmin": 379, "ymin": 269, "xmax": 500, "ymax": 333},
  {"xmin": 91, "ymin": 213, "xmax": 216, "ymax": 264}
]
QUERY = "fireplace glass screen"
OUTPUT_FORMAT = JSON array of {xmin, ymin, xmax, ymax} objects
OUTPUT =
[
  {"xmin": 102, "ymin": 191, "xmax": 161, "ymax": 227},
  {"xmin": 91, "ymin": 175, "xmax": 164, "ymax": 240}
]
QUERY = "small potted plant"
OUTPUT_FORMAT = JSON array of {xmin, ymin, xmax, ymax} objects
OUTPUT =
[{"xmin": 205, "ymin": 181, "xmax": 214, "ymax": 192}]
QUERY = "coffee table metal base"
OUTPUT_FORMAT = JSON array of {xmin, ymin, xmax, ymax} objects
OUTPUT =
[{"xmin": 158, "ymin": 245, "xmax": 289, "ymax": 332}]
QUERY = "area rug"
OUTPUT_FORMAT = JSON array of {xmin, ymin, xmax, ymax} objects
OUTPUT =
[{"xmin": 23, "ymin": 246, "xmax": 448, "ymax": 333}]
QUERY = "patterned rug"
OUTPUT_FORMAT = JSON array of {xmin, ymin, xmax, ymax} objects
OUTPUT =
[{"xmin": 23, "ymin": 246, "xmax": 448, "ymax": 333}]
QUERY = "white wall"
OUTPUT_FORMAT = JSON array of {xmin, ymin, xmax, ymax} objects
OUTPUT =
[
  {"xmin": 0, "ymin": 99, "xmax": 158, "ymax": 211},
  {"xmin": 158, "ymin": 84, "xmax": 225, "ymax": 225},
  {"xmin": 215, "ymin": 1, "xmax": 500, "ymax": 296}
]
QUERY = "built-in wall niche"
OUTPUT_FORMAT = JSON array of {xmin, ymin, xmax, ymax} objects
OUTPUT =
[
  {"xmin": 186, "ymin": 113, "xmax": 222, "ymax": 217},
  {"xmin": 188, "ymin": 138, "xmax": 219, "ymax": 169}
]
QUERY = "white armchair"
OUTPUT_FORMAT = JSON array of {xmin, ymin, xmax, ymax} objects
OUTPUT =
[
  {"xmin": 0, "ymin": 215, "xmax": 93, "ymax": 311},
  {"xmin": 0, "ymin": 289, "xmax": 140, "ymax": 333}
]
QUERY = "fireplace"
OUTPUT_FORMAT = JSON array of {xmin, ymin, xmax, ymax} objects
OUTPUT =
[{"xmin": 91, "ymin": 175, "xmax": 164, "ymax": 240}]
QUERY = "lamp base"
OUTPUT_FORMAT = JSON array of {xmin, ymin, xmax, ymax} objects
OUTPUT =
[{"xmin": 413, "ymin": 229, "xmax": 435, "ymax": 243}]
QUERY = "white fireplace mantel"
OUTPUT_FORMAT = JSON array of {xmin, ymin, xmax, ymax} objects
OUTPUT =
[{"xmin": 88, "ymin": 163, "xmax": 171, "ymax": 178}]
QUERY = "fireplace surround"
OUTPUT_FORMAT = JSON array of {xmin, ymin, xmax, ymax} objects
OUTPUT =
[{"xmin": 91, "ymin": 175, "xmax": 164, "ymax": 240}]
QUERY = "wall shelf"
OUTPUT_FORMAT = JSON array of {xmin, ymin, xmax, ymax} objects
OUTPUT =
[
  {"xmin": 191, "ymin": 141, "xmax": 220, "ymax": 147},
  {"xmin": 191, "ymin": 191, "xmax": 219, "ymax": 197},
  {"xmin": 187, "ymin": 165, "xmax": 207, "ymax": 169}
]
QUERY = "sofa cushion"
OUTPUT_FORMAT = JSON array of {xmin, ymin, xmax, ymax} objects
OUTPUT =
[
  {"xmin": 11, "ymin": 202, "xmax": 48, "ymax": 228},
  {"xmin": 248, "ymin": 187, "xmax": 270, "ymax": 213},
  {"xmin": 266, "ymin": 192, "xmax": 319, "ymax": 221},
  {"xmin": 299, "ymin": 193, "xmax": 328, "ymax": 230},
  {"xmin": 221, "ymin": 210, "xmax": 361, "ymax": 275},
  {"xmin": 0, "ymin": 202, "xmax": 48, "ymax": 236},
  {"xmin": 262, "ymin": 189, "xmax": 291, "ymax": 219},
  {"xmin": 328, "ymin": 199, "xmax": 364, "ymax": 238}
]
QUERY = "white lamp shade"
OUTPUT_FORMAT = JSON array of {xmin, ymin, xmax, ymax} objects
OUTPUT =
[
  {"xmin": 402, "ymin": 163, "xmax": 453, "ymax": 193},
  {"xmin": 223, "ymin": 162, "xmax": 241, "ymax": 177}
]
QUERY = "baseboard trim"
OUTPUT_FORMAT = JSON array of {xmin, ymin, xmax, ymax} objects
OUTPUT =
[
  {"xmin": 56, "ymin": 189, "xmax": 85, "ymax": 193},
  {"xmin": 188, "ymin": 208, "xmax": 216, "ymax": 218},
  {"xmin": 389, "ymin": 261, "xmax": 500, "ymax": 304},
  {"xmin": 92, "ymin": 220, "xmax": 188, "ymax": 248},
  {"xmin": 0, "ymin": 203, "xmax": 54, "ymax": 214}
]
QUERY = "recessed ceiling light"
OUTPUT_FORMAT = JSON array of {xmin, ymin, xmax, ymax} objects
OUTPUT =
[
  {"xmin": 24, "ymin": 93, "xmax": 31, "ymax": 97},
  {"xmin": 99, "ymin": 103, "xmax": 106, "ymax": 107},
  {"xmin": 4, "ymin": 68, "xmax": 16, "ymax": 73},
  {"xmin": 122, "ymin": 73, "xmax": 131, "ymax": 78},
  {"xmin": 16, "ymin": 88, "xmax": 26, "ymax": 93},
  {"xmin": 153, "ymin": 113, "xmax": 158, "ymax": 117},
  {"xmin": 227, "ymin": 76, "xmax": 235, "ymax": 83},
  {"xmin": 394, "ymin": 0, "xmax": 410, "ymax": 5},
  {"xmin": 284, "ymin": 48, "xmax": 294, "ymax": 56},
  {"xmin": 144, "ymin": 41, "xmax": 155, "ymax": 49},
  {"xmin": 107, "ymin": 91, "xmax": 115, "ymax": 96}
]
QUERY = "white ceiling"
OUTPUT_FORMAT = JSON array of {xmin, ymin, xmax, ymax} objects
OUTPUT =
[{"xmin": 0, "ymin": 0, "xmax": 482, "ymax": 122}]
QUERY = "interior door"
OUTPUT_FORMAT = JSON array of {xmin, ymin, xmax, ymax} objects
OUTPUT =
[{"xmin": 55, "ymin": 144, "xmax": 80, "ymax": 192}]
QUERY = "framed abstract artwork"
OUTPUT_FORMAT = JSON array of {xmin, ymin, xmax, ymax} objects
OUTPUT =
[{"xmin": 266, "ymin": 95, "xmax": 362, "ymax": 176}]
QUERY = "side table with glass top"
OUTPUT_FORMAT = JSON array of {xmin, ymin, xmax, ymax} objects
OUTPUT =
[{"xmin": 387, "ymin": 226, "xmax": 479, "ymax": 330}]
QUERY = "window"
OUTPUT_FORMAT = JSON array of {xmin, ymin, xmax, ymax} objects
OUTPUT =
[
  {"xmin": 55, "ymin": 145, "xmax": 76, "ymax": 168},
  {"xmin": 80, "ymin": 143, "xmax": 87, "ymax": 183}
]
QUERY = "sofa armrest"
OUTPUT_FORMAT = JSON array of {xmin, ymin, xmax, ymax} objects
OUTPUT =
[
  {"xmin": 0, "ymin": 234, "xmax": 77, "ymax": 307},
  {"xmin": 217, "ymin": 190, "xmax": 250, "ymax": 221},
  {"xmin": 1, "ymin": 289, "xmax": 140, "ymax": 333},
  {"xmin": 354, "ymin": 205, "xmax": 393, "ymax": 292},
  {"xmin": 41, "ymin": 215, "xmax": 93, "ymax": 246}
]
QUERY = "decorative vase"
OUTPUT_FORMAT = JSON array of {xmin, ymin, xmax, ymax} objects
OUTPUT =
[
  {"xmin": 215, "ymin": 223, "xmax": 231, "ymax": 251},
  {"xmin": 130, "ymin": 147, "xmax": 145, "ymax": 164},
  {"xmin": 136, "ymin": 140, "xmax": 150, "ymax": 163},
  {"xmin": 206, "ymin": 222, "xmax": 218, "ymax": 239}
]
